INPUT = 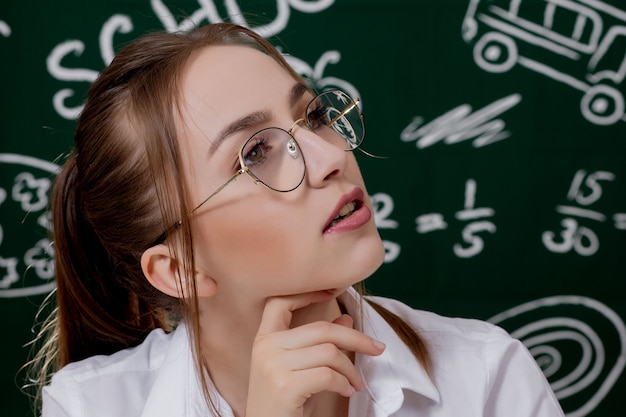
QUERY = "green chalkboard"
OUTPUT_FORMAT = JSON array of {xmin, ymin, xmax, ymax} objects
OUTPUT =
[{"xmin": 1, "ymin": 1, "xmax": 625, "ymax": 416}]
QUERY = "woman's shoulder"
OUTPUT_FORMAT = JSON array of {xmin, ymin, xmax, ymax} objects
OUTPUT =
[
  {"xmin": 42, "ymin": 325, "xmax": 186, "ymax": 417},
  {"xmin": 364, "ymin": 294, "xmax": 519, "ymax": 354},
  {"xmin": 52, "ymin": 326, "xmax": 174, "ymax": 382},
  {"xmin": 364, "ymin": 294, "xmax": 564, "ymax": 416},
  {"xmin": 360, "ymin": 297, "xmax": 563, "ymax": 417}
]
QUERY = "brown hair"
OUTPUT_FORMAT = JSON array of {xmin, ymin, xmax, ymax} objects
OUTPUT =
[{"xmin": 27, "ymin": 23, "xmax": 430, "ymax": 415}]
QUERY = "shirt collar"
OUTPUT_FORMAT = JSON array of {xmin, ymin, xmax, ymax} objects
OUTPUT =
[
  {"xmin": 141, "ymin": 290, "xmax": 439, "ymax": 417},
  {"xmin": 340, "ymin": 288, "xmax": 440, "ymax": 415}
]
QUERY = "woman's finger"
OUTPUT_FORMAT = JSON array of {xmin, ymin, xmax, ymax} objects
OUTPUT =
[
  {"xmin": 256, "ymin": 291, "xmax": 335, "ymax": 335},
  {"xmin": 291, "ymin": 367, "xmax": 356, "ymax": 399},
  {"xmin": 276, "ymin": 342, "xmax": 364, "ymax": 391},
  {"xmin": 246, "ymin": 367, "xmax": 354, "ymax": 417},
  {"xmin": 257, "ymin": 319, "xmax": 385, "ymax": 356},
  {"xmin": 332, "ymin": 313, "xmax": 353, "ymax": 328}
]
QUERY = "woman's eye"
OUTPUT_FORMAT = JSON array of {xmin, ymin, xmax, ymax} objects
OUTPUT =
[
  {"xmin": 247, "ymin": 147, "xmax": 262, "ymax": 162},
  {"xmin": 307, "ymin": 104, "xmax": 329, "ymax": 130},
  {"xmin": 243, "ymin": 138, "xmax": 270, "ymax": 166}
]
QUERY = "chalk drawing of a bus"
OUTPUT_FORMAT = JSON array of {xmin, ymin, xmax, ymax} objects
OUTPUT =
[{"xmin": 462, "ymin": 0, "xmax": 626, "ymax": 125}]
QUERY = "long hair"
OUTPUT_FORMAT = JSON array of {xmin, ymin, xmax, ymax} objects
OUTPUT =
[{"xmin": 27, "ymin": 23, "xmax": 431, "ymax": 415}]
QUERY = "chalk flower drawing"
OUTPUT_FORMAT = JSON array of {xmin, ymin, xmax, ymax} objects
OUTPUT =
[
  {"xmin": 0, "ymin": 257, "xmax": 19, "ymax": 289},
  {"xmin": 12, "ymin": 173, "xmax": 51, "ymax": 212},
  {"xmin": 462, "ymin": 0, "xmax": 626, "ymax": 126},
  {"xmin": 24, "ymin": 238, "xmax": 55, "ymax": 280},
  {"xmin": 0, "ymin": 154, "xmax": 58, "ymax": 298}
]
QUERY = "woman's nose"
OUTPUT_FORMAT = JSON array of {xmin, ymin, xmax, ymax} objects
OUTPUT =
[{"xmin": 291, "ymin": 123, "xmax": 348, "ymax": 188}]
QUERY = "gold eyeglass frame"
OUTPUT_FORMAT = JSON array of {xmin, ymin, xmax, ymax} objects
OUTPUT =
[{"xmin": 155, "ymin": 89, "xmax": 363, "ymax": 245}]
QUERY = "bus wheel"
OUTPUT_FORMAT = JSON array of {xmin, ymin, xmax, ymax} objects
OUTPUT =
[
  {"xmin": 473, "ymin": 32, "xmax": 517, "ymax": 73},
  {"xmin": 580, "ymin": 85, "xmax": 624, "ymax": 126}
]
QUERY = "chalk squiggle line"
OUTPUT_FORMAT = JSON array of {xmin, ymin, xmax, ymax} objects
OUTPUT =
[{"xmin": 400, "ymin": 93, "xmax": 521, "ymax": 148}]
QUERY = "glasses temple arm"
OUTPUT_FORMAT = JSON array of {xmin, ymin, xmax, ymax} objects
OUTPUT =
[
  {"xmin": 152, "ymin": 171, "xmax": 243, "ymax": 246},
  {"xmin": 190, "ymin": 171, "xmax": 243, "ymax": 216}
]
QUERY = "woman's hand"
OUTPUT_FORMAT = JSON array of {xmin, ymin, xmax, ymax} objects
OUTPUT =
[{"xmin": 245, "ymin": 291, "xmax": 386, "ymax": 417}]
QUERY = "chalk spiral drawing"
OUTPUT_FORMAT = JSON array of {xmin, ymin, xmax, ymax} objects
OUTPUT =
[
  {"xmin": 47, "ymin": 0, "xmax": 336, "ymax": 120},
  {"xmin": 489, "ymin": 295, "xmax": 626, "ymax": 417},
  {"xmin": 462, "ymin": 0, "xmax": 626, "ymax": 126}
]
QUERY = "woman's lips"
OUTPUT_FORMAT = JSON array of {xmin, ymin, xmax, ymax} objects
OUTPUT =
[{"xmin": 323, "ymin": 188, "xmax": 372, "ymax": 234}]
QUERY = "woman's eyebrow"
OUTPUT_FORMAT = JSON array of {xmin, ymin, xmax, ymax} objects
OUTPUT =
[
  {"xmin": 289, "ymin": 82, "xmax": 309, "ymax": 108},
  {"xmin": 209, "ymin": 82, "xmax": 309, "ymax": 155},
  {"xmin": 209, "ymin": 111, "xmax": 269, "ymax": 154}
]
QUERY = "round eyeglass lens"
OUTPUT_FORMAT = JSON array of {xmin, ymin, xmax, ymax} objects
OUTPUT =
[
  {"xmin": 308, "ymin": 90, "xmax": 364, "ymax": 150},
  {"xmin": 241, "ymin": 127, "xmax": 306, "ymax": 192}
]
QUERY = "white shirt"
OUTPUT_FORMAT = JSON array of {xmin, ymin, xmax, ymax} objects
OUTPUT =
[{"xmin": 43, "ymin": 289, "xmax": 564, "ymax": 417}]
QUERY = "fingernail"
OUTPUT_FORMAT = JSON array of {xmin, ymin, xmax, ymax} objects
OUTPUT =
[{"xmin": 372, "ymin": 339, "xmax": 386, "ymax": 350}]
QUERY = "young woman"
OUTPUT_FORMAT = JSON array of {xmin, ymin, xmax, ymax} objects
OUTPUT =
[{"xmin": 31, "ymin": 23, "xmax": 564, "ymax": 417}]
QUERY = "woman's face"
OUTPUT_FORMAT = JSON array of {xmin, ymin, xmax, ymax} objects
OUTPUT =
[{"xmin": 178, "ymin": 45, "xmax": 385, "ymax": 301}]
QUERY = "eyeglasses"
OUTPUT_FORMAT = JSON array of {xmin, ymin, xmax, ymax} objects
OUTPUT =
[{"xmin": 155, "ymin": 89, "xmax": 364, "ymax": 244}]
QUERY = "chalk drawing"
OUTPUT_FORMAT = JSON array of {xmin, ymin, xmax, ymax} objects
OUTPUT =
[
  {"xmin": 416, "ymin": 213, "xmax": 448, "ymax": 233},
  {"xmin": 12, "ymin": 173, "xmax": 52, "ymax": 212},
  {"xmin": 0, "ymin": 20, "xmax": 10, "ymax": 37},
  {"xmin": 542, "ymin": 169, "xmax": 620, "ymax": 256},
  {"xmin": 489, "ymin": 295, "xmax": 626, "ymax": 417},
  {"xmin": 100, "ymin": 14, "xmax": 134, "ymax": 65},
  {"xmin": 453, "ymin": 179, "xmax": 496, "ymax": 257},
  {"xmin": 48, "ymin": 2, "xmax": 337, "ymax": 120},
  {"xmin": 416, "ymin": 179, "xmax": 496, "ymax": 258},
  {"xmin": 47, "ymin": 14, "xmax": 133, "ymax": 120},
  {"xmin": 0, "ymin": 257, "xmax": 18, "ymax": 289},
  {"xmin": 283, "ymin": 50, "xmax": 361, "ymax": 105},
  {"xmin": 0, "ymin": 154, "xmax": 58, "ymax": 298},
  {"xmin": 152, "ymin": 0, "xmax": 334, "ymax": 38},
  {"xmin": 463, "ymin": 0, "xmax": 626, "ymax": 125},
  {"xmin": 400, "ymin": 94, "xmax": 521, "ymax": 148},
  {"xmin": 614, "ymin": 213, "xmax": 626, "ymax": 230},
  {"xmin": 370, "ymin": 193, "xmax": 400, "ymax": 263}
]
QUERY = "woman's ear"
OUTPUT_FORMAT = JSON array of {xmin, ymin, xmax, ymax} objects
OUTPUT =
[
  {"xmin": 140, "ymin": 244, "xmax": 218, "ymax": 298},
  {"xmin": 141, "ymin": 244, "xmax": 182, "ymax": 298}
]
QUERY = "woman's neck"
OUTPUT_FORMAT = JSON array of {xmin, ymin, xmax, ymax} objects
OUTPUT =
[
  {"xmin": 197, "ymin": 292, "xmax": 348, "ymax": 417},
  {"xmin": 304, "ymin": 389, "xmax": 350, "ymax": 417}
]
